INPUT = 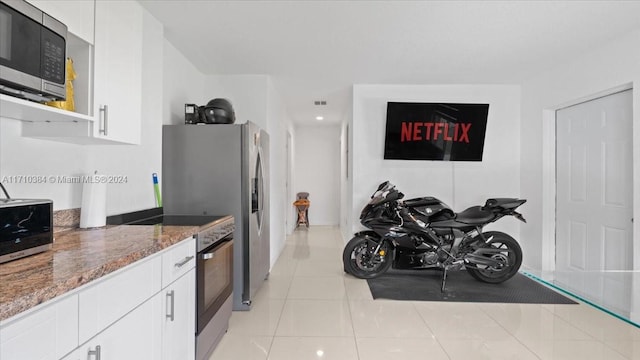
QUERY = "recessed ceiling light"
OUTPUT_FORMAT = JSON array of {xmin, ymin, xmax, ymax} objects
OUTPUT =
[{"xmin": 315, "ymin": 116, "xmax": 324, "ymax": 121}]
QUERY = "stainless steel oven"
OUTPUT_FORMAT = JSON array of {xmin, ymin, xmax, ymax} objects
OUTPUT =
[
  {"xmin": 195, "ymin": 217, "xmax": 234, "ymax": 360},
  {"xmin": 197, "ymin": 238, "xmax": 232, "ymax": 332}
]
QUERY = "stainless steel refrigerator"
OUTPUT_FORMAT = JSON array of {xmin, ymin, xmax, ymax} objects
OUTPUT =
[{"xmin": 162, "ymin": 121, "xmax": 270, "ymax": 311}]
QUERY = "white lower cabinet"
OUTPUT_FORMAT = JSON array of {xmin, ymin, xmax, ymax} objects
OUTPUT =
[
  {"xmin": 0, "ymin": 294, "xmax": 78, "ymax": 360},
  {"xmin": 62, "ymin": 294, "xmax": 162, "ymax": 360},
  {"xmin": 162, "ymin": 270, "xmax": 196, "ymax": 360},
  {"xmin": 1, "ymin": 237, "xmax": 196, "ymax": 360},
  {"xmin": 78, "ymin": 256, "xmax": 162, "ymax": 344}
]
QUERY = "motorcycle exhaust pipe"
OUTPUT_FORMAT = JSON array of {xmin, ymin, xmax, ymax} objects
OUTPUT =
[{"xmin": 464, "ymin": 253, "xmax": 503, "ymax": 268}]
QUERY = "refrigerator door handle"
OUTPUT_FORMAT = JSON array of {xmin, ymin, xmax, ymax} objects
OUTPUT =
[
  {"xmin": 258, "ymin": 161, "xmax": 264, "ymax": 214},
  {"xmin": 251, "ymin": 177, "xmax": 259, "ymax": 213},
  {"xmin": 255, "ymin": 150, "xmax": 265, "ymax": 230}
]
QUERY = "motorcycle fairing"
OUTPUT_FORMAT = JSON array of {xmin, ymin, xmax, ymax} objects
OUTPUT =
[
  {"xmin": 353, "ymin": 230, "xmax": 382, "ymax": 240},
  {"xmin": 484, "ymin": 198, "xmax": 527, "ymax": 223},
  {"xmin": 404, "ymin": 196, "xmax": 455, "ymax": 221},
  {"xmin": 485, "ymin": 198, "xmax": 526, "ymax": 209},
  {"xmin": 404, "ymin": 196, "xmax": 441, "ymax": 207}
]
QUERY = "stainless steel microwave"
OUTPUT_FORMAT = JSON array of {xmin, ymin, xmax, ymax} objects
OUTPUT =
[
  {"xmin": 0, "ymin": 0, "xmax": 67, "ymax": 102},
  {"xmin": 0, "ymin": 199, "xmax": 53, "ymax": 264}
]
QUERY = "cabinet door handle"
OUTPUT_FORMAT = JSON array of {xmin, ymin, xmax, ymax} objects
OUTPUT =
[
  {"xmin": 166, "ymin": 290, "xmax": 175, "ymax": 321},
  {"xmin": 88, "ymin": 345, "xmax": 101, "ymax": 360},
  {"xmin": 174, "ymin": 255, "xmax": 194, "ymax": 268},
  {"xmin": 99, "ymin": 105, "xmax": 109, "ymax": 135}
]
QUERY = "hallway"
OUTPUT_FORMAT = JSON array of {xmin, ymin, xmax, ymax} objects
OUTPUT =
[{"xmin": 210, "ymin": 226, "xmax": 640, "ymax": 359}]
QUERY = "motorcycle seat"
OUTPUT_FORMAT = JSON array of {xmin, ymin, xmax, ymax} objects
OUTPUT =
[{"xmin": 455, "ymin": 206, "xmax": 495, "ymax": 224}]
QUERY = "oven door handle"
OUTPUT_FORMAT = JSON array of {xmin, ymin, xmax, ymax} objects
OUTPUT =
[{"xmin": 200, "ymin": 239, "xmax": 232, "ymax": 260}]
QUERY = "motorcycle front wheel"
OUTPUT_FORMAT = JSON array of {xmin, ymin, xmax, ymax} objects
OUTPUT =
[
  {"xmin": 465, "ymin": 231, "xmax": 522, "ymax": 284},
  {"xmin": 343, "ymin": 235, "xmax": 392, "ymax": 279}
]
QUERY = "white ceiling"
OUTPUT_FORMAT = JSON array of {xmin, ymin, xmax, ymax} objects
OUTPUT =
[{"xmin": 139, "ymin": 0, "xmax": 640, "ymax": 125}]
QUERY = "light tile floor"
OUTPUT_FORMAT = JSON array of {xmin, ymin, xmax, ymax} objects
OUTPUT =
[{"xmin": 209, "ymin": 226, "xmax": 640, "ymax": 360}]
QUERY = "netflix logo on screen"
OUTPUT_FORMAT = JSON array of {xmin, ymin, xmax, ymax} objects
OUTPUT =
[{"xmin": 384, "ymin": 102, "xmax": 489, "ymax": 161}]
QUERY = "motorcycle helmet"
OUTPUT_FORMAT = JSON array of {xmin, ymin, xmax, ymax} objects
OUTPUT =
[{"xmin": 202, "ymin": 98, "xmax": 236, "ymax": 124}]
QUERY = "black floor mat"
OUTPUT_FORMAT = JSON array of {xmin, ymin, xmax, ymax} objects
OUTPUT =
[{"xmin": 366, "ymin": 269, "xmax": 577, "ymax": 304}]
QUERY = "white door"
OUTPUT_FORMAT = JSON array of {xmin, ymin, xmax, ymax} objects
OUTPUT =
[
  {"xmin": 556, "ymin": 89, "xmax": 633, "ymax": 312},
  {"xmin": 93, "ymin": 0, "xmax": 143, "ymax": 144},
  {"xmin": 162, "ymin": 270, "xmax": 196, "ymax": 360},
  {"xmin": 286, "ymin": 131, "xmax": 293, "ymax": 233}
]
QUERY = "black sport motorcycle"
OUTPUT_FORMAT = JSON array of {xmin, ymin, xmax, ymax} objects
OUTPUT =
[{"xmin": 343, "ymin": 181, "xmax": 526, "ymax": 291}]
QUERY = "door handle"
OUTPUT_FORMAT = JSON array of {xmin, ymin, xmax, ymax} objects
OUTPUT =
[
  {"xmin": 166, "ymin": 290, "xmax": 175, "ymax": 321},
  {"xmin": 251, "ymin": 177, "xmax": 259, "ymax": 213},
  {"xmin": 99, "ymin": 105, "xmax": 109, "ymax": 136},
  {"xmin": 203, "ymin": 252, "xmax": 214, "ymax": 260},
  {"xmin": 174, "ymin": 256, "xmax": 194, "ymax": 268},
  {"xmin": 88, "ymin": 345, "xmax": 101, "ymax": 360}
]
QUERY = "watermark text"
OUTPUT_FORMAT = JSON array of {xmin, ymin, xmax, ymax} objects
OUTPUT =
[{"xmin": 1, "ymin": 175, "xmax": 128, "ymax": 184}]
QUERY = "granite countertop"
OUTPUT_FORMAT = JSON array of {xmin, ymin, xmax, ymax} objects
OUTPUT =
[{"xmin": 0, "ymin": 219, "xmax": 226, "ymax": 323}]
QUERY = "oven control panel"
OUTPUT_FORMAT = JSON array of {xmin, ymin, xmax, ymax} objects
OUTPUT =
[{"xmin": 197, "ymin": 216, "xmax": 234, "ymax": 251}]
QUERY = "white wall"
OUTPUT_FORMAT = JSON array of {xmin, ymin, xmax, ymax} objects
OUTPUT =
[
  {"xmin": 520, "ymin": 28, "xmax": 640, "ymax": 271},
  {"xmin": 266, "ymin": 78, "xmax": 294, "ymax": 267},
  {"xmin": 340, "ymin": 101, "xmax": 353, "ymax": 242},
  {"xmin": 339, "ymin": 121, "xmax": 349, "ymax": 239},
  {"xmin": 163, "ymin": 40, "xmax": 217, "ymax": 125},
  {"xmin": 349, "ymin": 84, "xmax": 522, "ymax": 254},
  {"xmin": 294, "ymin": 125, "xmax": 341, "ymax": 225},
  {"xmin": 0, "ymin": 120, "xmax": 88, "ymax": 209},
  {"xmin": 211, "ymin": 75, "xmax": 268, "ymax": 129},
  {"xmin": 286, "ymin": 127, "xmax": 296, "ymax": 234}
]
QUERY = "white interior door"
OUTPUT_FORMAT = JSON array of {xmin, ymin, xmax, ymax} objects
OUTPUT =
[
  {"xmin": 286, "ymin": 131, "xmax": 293, "ymax": 234},
  {"xmin": 556, "ymin": 89, "xmax": 633, "ymax": 312}
]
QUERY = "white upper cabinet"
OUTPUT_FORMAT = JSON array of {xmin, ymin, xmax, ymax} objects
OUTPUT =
[
  {"xmin": 8, "ymin": 0, "xmax": 145, "ymax": 145},
  {"xmin": 27, "ymin": 0, "xmax": 95, "ymax": 44},
  {"xmin": 91, "ymin": 0, "xmax": 143, "ymax": 144},
  {"xmin": 3, "ymin": 1, "xmax": 95, "ymax": 129}
]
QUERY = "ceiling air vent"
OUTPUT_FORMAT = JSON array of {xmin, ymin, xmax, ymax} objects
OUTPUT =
[{"xmin": 314, "ymin": 100, "xmax": 327, "ymax": 105}]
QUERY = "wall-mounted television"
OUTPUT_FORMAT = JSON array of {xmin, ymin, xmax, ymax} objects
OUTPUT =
[{"xmin": 384, "ymin": 102, "xmax": 489, "ymax": 161}]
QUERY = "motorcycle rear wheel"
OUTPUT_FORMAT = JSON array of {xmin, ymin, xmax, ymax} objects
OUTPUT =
[
  {"xmin": 343, "ymin": 235, "xmax": 392, "ymax": 279},
  {"xmin": 465, "ymin": 231, "xmax": 522, "ymax": 284}
]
